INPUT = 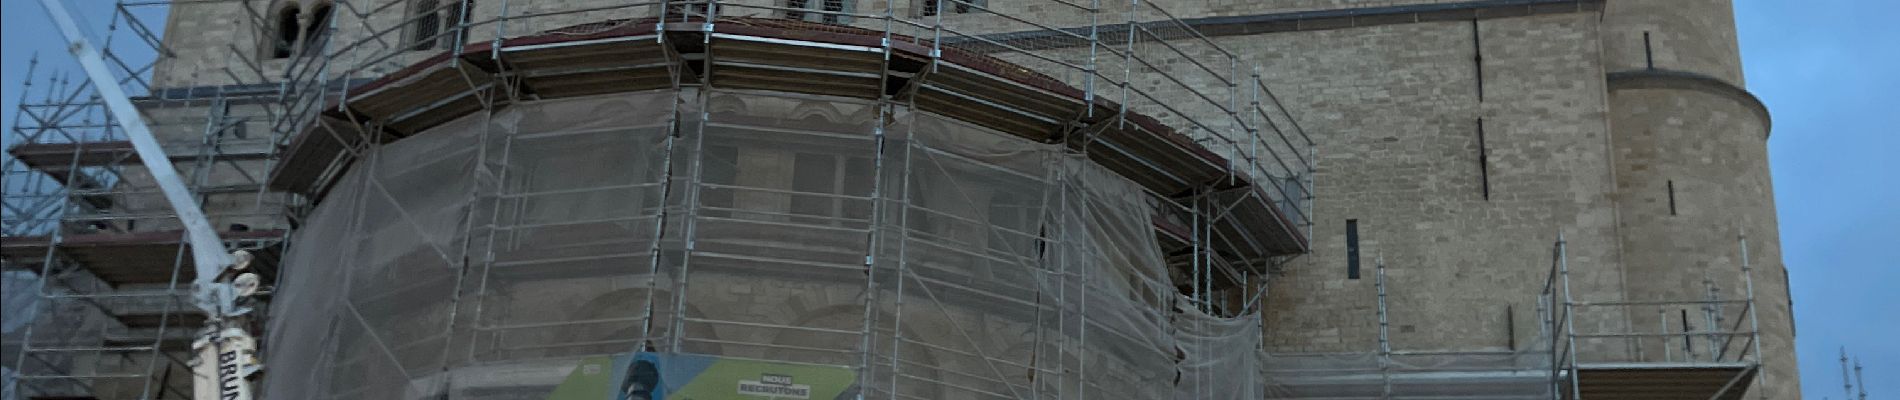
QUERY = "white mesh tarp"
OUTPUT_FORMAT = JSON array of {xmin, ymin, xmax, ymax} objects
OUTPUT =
[
  {"xmin": 1173, "ymin": 301, "xmax": 1263, "ymax": 400},
  {"xmin": 1, "ymin": 272, "xmax": 38, "ymax": 335},
  {"xmin": 1261, "ymin": 350, "xmax": 1554, "ymax": 399},
  {"xmin": 261, "ymin": 88, "xmax": 1266, "ymax": 400},
  {"xmin": 2, "ymin": 271, "xmax": 38, "ymax": 400}
]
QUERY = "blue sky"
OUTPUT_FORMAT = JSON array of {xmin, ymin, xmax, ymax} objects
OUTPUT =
[
  {"xmin": 1739, "ymin": 1, "xmax": 1900, "ymax": 398},
  {"xmin": 2, "ymin": 1, "xmax": 1895, "ymax": 398}
]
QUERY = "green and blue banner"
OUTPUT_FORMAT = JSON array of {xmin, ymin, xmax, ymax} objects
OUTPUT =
[{"xmin": 545, "ymin": 352, "xmax": 858, "ymax": 400}]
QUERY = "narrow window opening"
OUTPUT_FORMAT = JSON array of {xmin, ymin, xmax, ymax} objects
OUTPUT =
[
  {"xmin": 1667, "ymin": 180, "xmax": 1678, "ymax": 215},
  {"xmin": 1346, "ymin": 219, "xmax": 1360, "ymax": 280},
  {"xmin": 302, "ymin": 4, "xmax": 333, "ymax": 55},
  {"xmin": 1477, "ymin": 118, "xmax": 1490, "ymax": 200},
  {"xmin": 1643, "ymin": 31, "xmax": 1655, "ymax": 70},
  {"xmin": 1472, "ymin": 19, "xmax": 1484, "ymax": 102},
  {"xmin": 1505, "ymin": 305, "xmax": 1516, "ymax": 350},
  {"xmin": 269, "ymin": 6, "xmax": 300, "ymax": 59}
]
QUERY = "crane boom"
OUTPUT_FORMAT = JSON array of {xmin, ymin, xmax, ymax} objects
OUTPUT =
[
  {"xmin": 37, "ymin": 1, "xmax": 258, "ymax": 399},
  {"xmin": 37, "ymin": 0, "xmax": 236, "ymax": 294}
]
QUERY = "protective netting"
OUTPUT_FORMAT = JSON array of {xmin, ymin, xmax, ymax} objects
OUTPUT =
[
  {"xmin": 1261, "ymin": 350, "xmax": 1554, "ymax": 399},
  {"xmin": 1173, "ymin": 300, "xmax": 1264, "ymax": 400},
  {"xmin": 261, "ymin": 89, "xmax": 1267, "ymax": 400},
  {"xmin": 1, "ymin": 272, "xmax": 36, "ymax": 335},
  {"xmin": 2, "ymin": 271, "xmax": 38, "ymax": 400}
]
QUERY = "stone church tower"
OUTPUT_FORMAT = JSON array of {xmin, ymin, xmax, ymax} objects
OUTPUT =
[{"xmin": 4, "ymin": 0, "xmax": 1797, "ymax": 398}]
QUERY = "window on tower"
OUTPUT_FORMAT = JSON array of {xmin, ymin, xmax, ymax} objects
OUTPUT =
[
  {"xmin": 786, "ymin": 0, "xmax": 853, "ymax": 24},
  {"xmin": 919, "ymin": 0, "xmax": 983, "ymax": 17},
  {"xmin": 302, "ymin": 3, "xmax": 333, "ymax": 55},
  {"xmin": 267, "ymin": 5, "xmax": 299, "ymax": 59},
  {"xmin": 408, "ymin": 0, "xmax": 471, "ymax": 51}
]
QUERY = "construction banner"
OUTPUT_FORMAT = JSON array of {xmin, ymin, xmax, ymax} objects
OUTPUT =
[{"xmin": 546, "ymin": 352, "xmax": 858, "ymax": 400}]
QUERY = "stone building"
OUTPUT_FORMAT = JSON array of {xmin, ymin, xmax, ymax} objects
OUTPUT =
[{"xmin": 0, "ymin": 0, "xmax": 1794, "ymax": 399}]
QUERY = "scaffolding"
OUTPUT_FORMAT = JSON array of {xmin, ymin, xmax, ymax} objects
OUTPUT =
[
  {"xmin": 1252, "ymin": 230, "xmax": 1768, "ymax": 400},
  {"xmin": 0, "ymin": 1, "xmax": 1790, "ymax": 400},
  {"xmin": 8, "ymin": 0, "xmax": 1317, "ymax": 399},
  {"xmin": 2, "ymin": 1, "xmax": 297, "ymax": 399},
  {"xmin": 1542, "ymin": 233, "xmax": 1765, "ymax": 399},
  {"xmin": 1262, "ymin": 256, "xmax": 1554, "ymax": 399}
]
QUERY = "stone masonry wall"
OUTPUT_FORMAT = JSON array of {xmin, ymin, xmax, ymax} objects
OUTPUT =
[
  {"xmin": 995, "ymin": 10, "xmax": 1626, "ymax": 354},
  {"xmin": 151, "ymin": 0, "xmax": 268, "ymax": 88},
  {"xmin": 1601, "ymin": 0, "xmax": 1746, "ymax": 84},
  {"xmin": 1233, "ymin": 12, "xmax": 1626, "ymax": 354}
]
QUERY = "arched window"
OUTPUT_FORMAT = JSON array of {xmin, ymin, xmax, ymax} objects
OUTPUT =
[
  {"xmin": 785, "ymin": 0, "xmax": 852, "ymax": 24},
  {"xmin": 268, "ymin": 5, "xmax": 299, "ymax": 59},
  {"xmin": 408, "ymin": 0, "xmax": 470, "ymax": 51},
  {"xmin": 919, "ymin": 0, "xmax": 981, "ymax": 17},
  {"xmin": 301, "ymin": 3, "xmax": 333, "ymax": 55}
]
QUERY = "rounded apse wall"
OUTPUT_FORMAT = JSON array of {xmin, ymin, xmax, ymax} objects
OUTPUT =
[
  {"xmin": 1607, "ymin": 78, "xmax": 1792, "ymax": 398},
  {"xmin": 262, "ymin": 89, "xmax": 1194, "ymax": 400},
  {"xmin": 1601, "ymin": 3, "xmax": 1793, "ymax": 398}
]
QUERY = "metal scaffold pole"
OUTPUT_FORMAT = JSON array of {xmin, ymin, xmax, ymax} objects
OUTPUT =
[
  {"xmin": 1853, "ymin": 357, "xmax": 1866, "ymax": 400},
  {"xmin": 1841, "ymin": 347, "xmax": 1853, "ymax": 400},
  {"xmin": 1740, "ymin": 231, "xmax": 1766, "ymax": 399},
  {"xmin": 1558, "ymin": 233, "xmax": 1580, "ymax": 400},
  {"xmin": 854, "ymin": 6, "xmax": 898, "ymax": 394}
]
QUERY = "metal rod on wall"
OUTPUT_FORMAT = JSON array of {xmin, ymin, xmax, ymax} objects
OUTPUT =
[{"xmin": 1377, "ymin": 253, "xmax": 1392, "ymax": 399}]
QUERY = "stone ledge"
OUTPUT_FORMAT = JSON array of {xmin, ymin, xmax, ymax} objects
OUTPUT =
[
  {"xmin": 1187, "ymin": 0, "xmax": 1604, "ymax": 36},
  {"xmin": 962, "ymin": 0, "xmax": 1605, "ymax": 49},
  {"xmin": 1607, "ymin": 68, "xmax": 1773, "ymax": 139}
]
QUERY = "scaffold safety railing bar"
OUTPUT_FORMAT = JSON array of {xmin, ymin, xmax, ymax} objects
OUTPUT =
[{"xmin": 1536, "ymin": 230, "xmax": 1766, "ymax": 399}]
